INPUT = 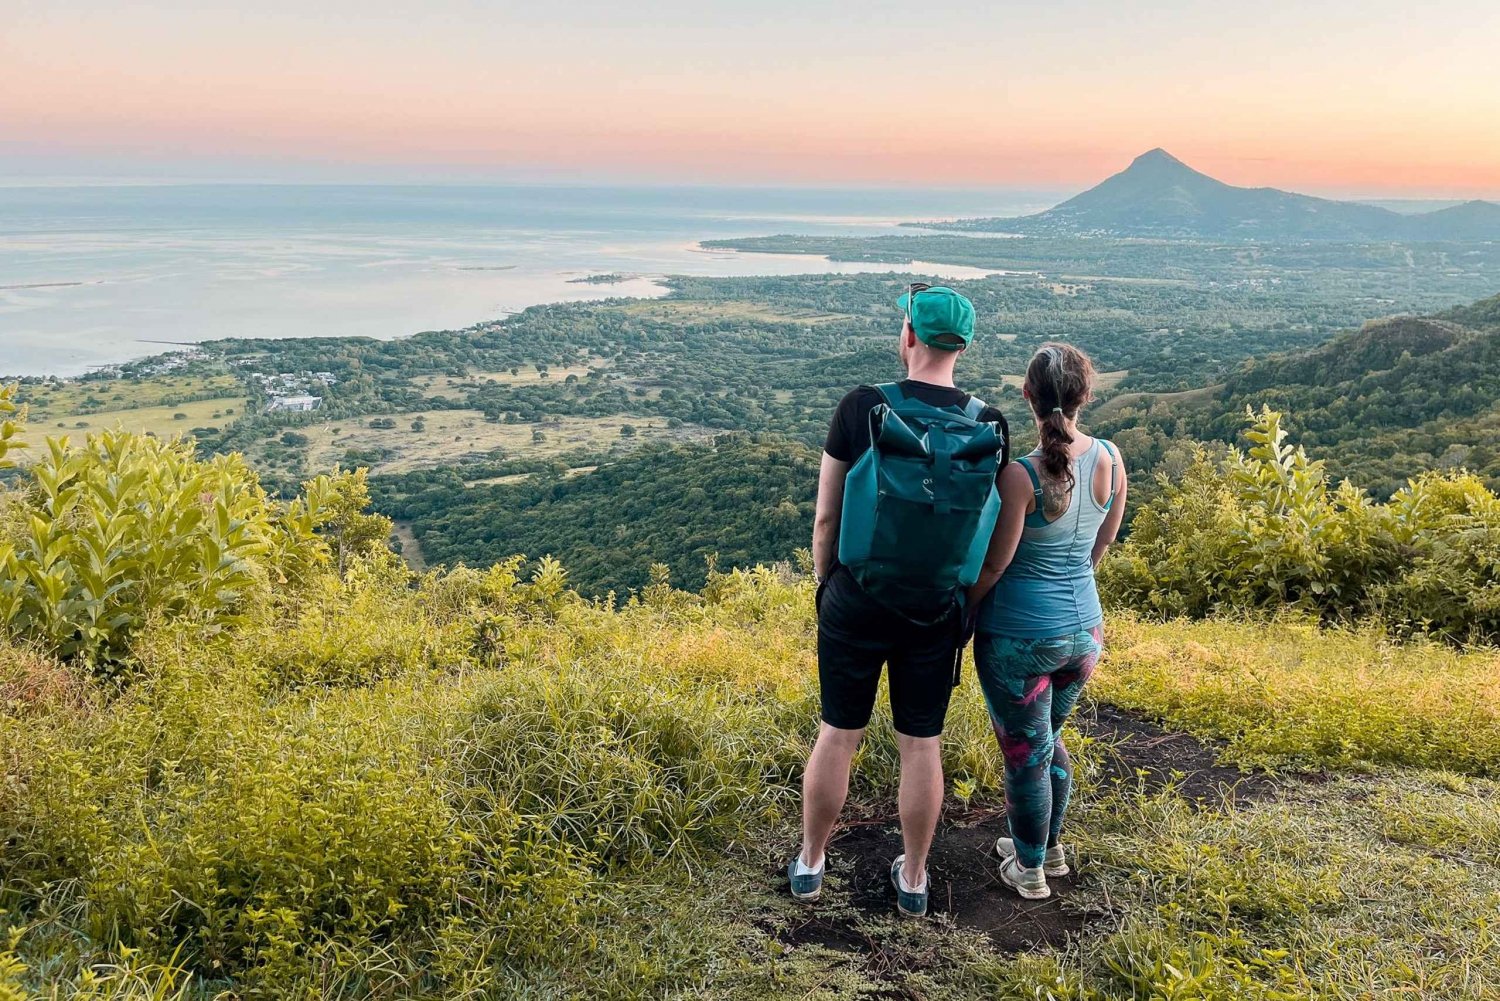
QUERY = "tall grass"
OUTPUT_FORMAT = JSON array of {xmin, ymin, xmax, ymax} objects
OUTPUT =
[
  {"xmin": 8, "ymin": 553, "xmax": 1499, "ymax": 997},
  {"xmin": 1097, "ymin": 613, "xmax": 1500, "ymax": 774}
]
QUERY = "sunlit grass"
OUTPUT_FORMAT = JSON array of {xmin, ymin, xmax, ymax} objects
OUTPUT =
[
  {"xmin": 15, "ymin": 375, "xmax": 241, "ymax": 421},
  {"xmin": 1095, "ymin": 614, "xmax": 1500, "ymax": 774},
  {"xmin": 5, "ymin": 560, "xmax": 1500, "ymax": 998}
]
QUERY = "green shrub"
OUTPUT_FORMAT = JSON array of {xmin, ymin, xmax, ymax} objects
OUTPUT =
[
  {"xmin": 85, "ymin": 712, "xmax": 469, "ymax": 985},
  {"xmin": 3, "ymin": 657, "xmax": 599, "ymax": 994},
  {"xmin": 0, "ymin": 385, "xmax": 25, "ymax": 470},
  {"xmin": 0, "ymin": 924, "xmax": 26, "ymax": 1001},
  {"xmin": 1100, "ymin": 407, "xmax": 1500, "ymax": 641},
  {"xmin": 0, "ymin": 423, "xmax": 340, "ymax": 668},
  {"xmin": 459, "ymin": 657, "xmax": 801, "ymax": 867}
]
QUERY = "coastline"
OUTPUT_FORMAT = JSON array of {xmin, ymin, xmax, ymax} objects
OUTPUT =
[
  {"xmin": 3, "ymin": 245, "xmax": 1001, "ymax": 380},
  {"xmin": 0, "ymin": 182, "xmax": 1061, "ymax": 380}
]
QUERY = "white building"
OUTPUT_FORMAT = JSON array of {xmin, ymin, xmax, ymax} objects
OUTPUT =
[{"xmin": 268, "ymin": 395, "xmax": 322, "ymax": 413}]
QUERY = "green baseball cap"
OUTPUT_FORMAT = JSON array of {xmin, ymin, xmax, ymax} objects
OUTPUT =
[{"xmin": 895, "ymin": 285, "xmax": 975, "ymax": 351}]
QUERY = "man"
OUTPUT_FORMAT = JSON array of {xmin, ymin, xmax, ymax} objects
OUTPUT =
[{"xmin": 789, "ymin": 283, "xmax": 1008, "ymax": 918}]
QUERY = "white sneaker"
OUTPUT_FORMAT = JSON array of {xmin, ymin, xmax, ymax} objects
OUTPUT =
[
  {"xmin": 995, "ymin": 837, "xmax": 1069, "ymax": 877},
  {"xmin": 997, "ymin": 853, "xmax": 1051, "ymax": 900}
]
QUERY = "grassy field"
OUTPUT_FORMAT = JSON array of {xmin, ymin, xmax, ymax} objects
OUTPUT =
[
  {"xmin": 1094, "ymin": 382, "xmax": 1224, "ymax": 418},
  {"xmin": 15, "ymin": 375, "xmax": 241, "ymax": 418},
  {"xmin": 612, "ymin": 299, "xmax": 856, "ymax": 324},
  {"xmin": 465, "ymin": 464, "xmax": 597, "ymax": 486},
  {"xmin": 23, "ymin": 397, "xmax": 243, "ymax": 453},
  {"xmin": 997, "ymin": 369, "xmax": 1127, "ymax": 392},
  {"xmin": 305, "ymin": 409, "xmax": 712, "ymax": 473},
  {"xmin": 5, "ymin": 557, "xmax": 1500, "ymax": 998},
  {"xmin": 388, "ymin": 520, "xmax": 429, "ymax": 571},
  {"xmin": 8, "ymin": 375, "xmax": 244, "ymax": 462},
  {"xmin": 411, "ymin": 365, "xmax": 598, "ymax": 399},
  {"xmin": 1096, "ymin": 614, "xmax": 1500, "ymax": 773}
]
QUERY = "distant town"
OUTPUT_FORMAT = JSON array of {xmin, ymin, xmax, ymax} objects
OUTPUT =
[{"xmin": 251, "ymin": 369, "xmax": 336, "ymax": 412}]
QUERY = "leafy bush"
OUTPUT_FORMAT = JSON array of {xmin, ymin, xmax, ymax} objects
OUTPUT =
[
  {"xmin": 1100, "ymin": 407, "xmax": 1500, "ymax": 641},
  {"xmin": 0, "ymin": 419, "xmax": 339, "ymax": 668},
  {"xmin": 0, "ymin": 523, "xmax": 838, "ymax": 996},
  {"xmin": 0, "ymin": 385, "xmax": 25, "ymax": 470}
]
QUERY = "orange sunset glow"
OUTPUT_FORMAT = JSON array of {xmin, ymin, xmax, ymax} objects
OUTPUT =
[{"xmin": 5, "ymin": 0, "xmax": 1500, "ymax": 195}]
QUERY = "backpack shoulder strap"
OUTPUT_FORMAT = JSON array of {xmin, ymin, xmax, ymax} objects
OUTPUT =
[
  {"xmin": 961, "ymin": 394, "xmax": 987, "ymax": 420},
  {"xmin": 874, "ymin": 382, "xmax": 904, "ymax": 407}
]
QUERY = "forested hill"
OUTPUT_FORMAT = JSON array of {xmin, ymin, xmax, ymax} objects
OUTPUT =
[
  {"xmin": 918, "ymin": 148, "xmax": 1500, "ymax": 241},
  {"xmin": 374, "ymin": 435, "xmax": 819, "ymax": 596},
  {"xmin": 1098, "ymin": 292, "xmax": 1500, "ymax": 496},
  {"xmin": 368, "ymin": 295, "xmax": 1498, "ymax": 594},
  {"xmin": 372, "ymin": 289, "xmax": 1500, "ymax": 594}
]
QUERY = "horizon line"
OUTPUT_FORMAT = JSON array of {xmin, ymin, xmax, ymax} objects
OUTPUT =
[{"xmin": 3, "ymin": 176, "xmax": 1496, "ymax": 207}]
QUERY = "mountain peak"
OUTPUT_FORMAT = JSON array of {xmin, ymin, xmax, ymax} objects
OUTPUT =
[
  {"xmin": 1132, "ymin": 147, "xmax": 1183, "ymax": 166},
  {"xmin": 1120, "ymin": 147, "xmax": 1220, "ymax": 185},
  {"xmin": 927, "ymin": 149, "xmax": 1500, "ymax": 240}
]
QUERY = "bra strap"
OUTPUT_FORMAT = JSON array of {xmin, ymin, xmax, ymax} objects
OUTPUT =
[
  {"xmin": 1015, "ymin": 455, "xmax": 1044, "ymax": 507},
  {"xmin": 1099, "ymin": 439, "xmax": 1119, "ymax": 499}
]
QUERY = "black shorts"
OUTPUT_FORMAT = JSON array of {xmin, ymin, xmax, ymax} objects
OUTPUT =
[{"xmin": 816, "ymin": 567, "xmax": 959, "ymax": 739}]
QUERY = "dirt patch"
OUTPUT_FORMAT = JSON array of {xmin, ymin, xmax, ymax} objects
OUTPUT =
[
  {"xmin": 824, "ymin": 810, "xmax": 1102, "ymax": 953},
  {"xmin": 771, "ymin": 703, "xmax": 1276, "ymax": 959},
  {"xmin": 389, "ymin": 520, "xmax": 428, "ymax": 572},
  {"xmin": 1080, "ymin": 702, "xmax": 1274, "ymax": 805}
]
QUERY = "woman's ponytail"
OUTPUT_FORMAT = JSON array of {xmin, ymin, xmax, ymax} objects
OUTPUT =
[
  {"xmin": 1036, "ymin": 408, "xmax": 1076, "ymax": 517},
  {"xmin": 1023, "ymin": 343, "xmax": 1097, "ymax": 518}
]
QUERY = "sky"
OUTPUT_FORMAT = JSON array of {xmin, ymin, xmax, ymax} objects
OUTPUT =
[{"xmin": 5, "ymin": 0, "xmax": 1500, "ymax": 197}]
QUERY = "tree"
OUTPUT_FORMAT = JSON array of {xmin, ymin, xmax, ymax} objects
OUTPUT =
[{"xmin": 319, "ymin": 468, "xmax": 395, "ymax": 576}]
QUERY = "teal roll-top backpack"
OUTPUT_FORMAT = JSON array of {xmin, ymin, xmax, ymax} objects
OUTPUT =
[{"xmin": 838, "ymin": 383, "xmax": 1006, "ymax": 622}]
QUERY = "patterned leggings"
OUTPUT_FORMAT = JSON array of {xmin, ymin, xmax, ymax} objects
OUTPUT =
[{"xmin": 973, "ymin": 626, "xmax": 1103, "ymax": 869}]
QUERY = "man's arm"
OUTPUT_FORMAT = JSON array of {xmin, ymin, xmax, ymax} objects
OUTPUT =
[
  {"xmin": 964, "ymin": 461, "xmax": 1034, "ymax": 607},
  {"xmin": 812, "ymin": 451, "xmax": 849, "ymax": 580}
]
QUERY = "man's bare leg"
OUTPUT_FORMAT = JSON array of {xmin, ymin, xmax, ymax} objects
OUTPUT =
[
  {"xmin": 896, "ymin": 732, "xmax": 943, "ymax": 885},
  {"xmin": 799, "ymin": 722, "xmax": 865, "ymax": 867}
]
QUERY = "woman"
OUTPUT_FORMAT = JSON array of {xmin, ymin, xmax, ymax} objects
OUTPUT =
[{"xmin": 966, "ymin": 342, "xmax": 1127, "ymax": 900}]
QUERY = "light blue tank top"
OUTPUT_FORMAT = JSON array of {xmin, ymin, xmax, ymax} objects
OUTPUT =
[{"xmin": 978, "ymin": 438, "xmax": 1117, "ymax": 638}]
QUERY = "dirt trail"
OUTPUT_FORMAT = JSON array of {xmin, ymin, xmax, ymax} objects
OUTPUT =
[
  {"xmin": 390, "ymin": 521, "xmax": 428, "ymax": 571},
  {"xmin": 774, "ymin": 701, "xmax": 1276, "ymax": 958}
]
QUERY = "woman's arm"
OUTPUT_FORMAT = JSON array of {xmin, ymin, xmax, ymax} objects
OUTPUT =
[
  {"xmin": 965, "ymin": 462, "xmax": 1035, "ymax": 607},
  {"xmin": 1091, "ymin": 444, "xmax": 1129, "ymax": 567}
]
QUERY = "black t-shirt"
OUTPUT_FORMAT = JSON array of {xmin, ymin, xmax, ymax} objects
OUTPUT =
[{"xmin": 823, "ymin": 380, "xmax": 1010, "ymax": 468}]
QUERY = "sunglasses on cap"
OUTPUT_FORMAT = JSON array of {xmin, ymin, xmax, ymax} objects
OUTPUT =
[{"xmin": 903, "ymin": 281, "xmax": 932, "ymax": 325}]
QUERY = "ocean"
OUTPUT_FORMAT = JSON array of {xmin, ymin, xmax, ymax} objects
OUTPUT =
[{"xmin": 0, "ymin": 183, "xmax": 1054, "ymax": 377}]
